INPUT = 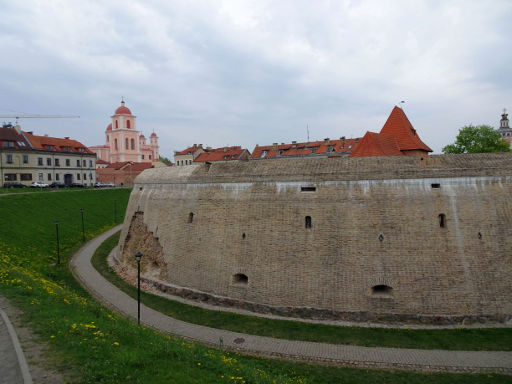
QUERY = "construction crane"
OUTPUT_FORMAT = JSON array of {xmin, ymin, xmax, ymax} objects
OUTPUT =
[{"xmin": 0, "ymin": 114, "xmax": 80, "ymax": 125}]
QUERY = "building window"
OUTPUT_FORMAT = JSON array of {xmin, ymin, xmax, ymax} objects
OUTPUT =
[
  {"xmin": 56, "ymin": 174, "xmax": 60, "ymax": 181},
  {"xmin": 305, "ymin": 216, "xmax": 312, "ymax": 229},
  {"xmin": 115, "ymin": 139, "xmax": 118, "ymax": 150},
  {"xmin": 79, "ymin": 148, "xmax": 84, "ymax": 152},
  {"xmin": 77, "ymin": 159, "xmax": 80, "ymax": 167},
  {"xmin": 89, "ymin": 160, "xmax": 93, "ymax": 167},
  {"xmin": 23, "ymin": 155, "xmax": 28, "ymax": 164},
  {"xmin": 83, "ymin": 160, "xmax": 86, "ymax": 167},
  {"xmin": 20, "ymin": 174, "xmax": 32, "ymax": 181},
  {"xmin": 188, "ymin": 212, "xmax": 194, "ymax": 223},
  {"xmin": 48, "ymin": 173, "xmax": 52, "ymax": 181},
  {"xmin": 149, "ymin": 155, "xmax": 152, "ymax": 160},
  {"xmin": 233, "ymin": 273, "xmax": 248, "ymax": 285},
  {"xmin": 6, "ymin": 154, "xmax": 13, "ymax": 164},
  {"xmin": 38, "ymin": 173, "xmax": 43, "ymax": 181},
  {"xmin": 66, "ymin": 159, "xmax": 70, "ymax": 166},
  {"xmin": 83, "ymin": 173, "xmax": 86, "ymax": 180},
  {"xmin": 141, "ymin": 155, "xmax": 144, "ymax": 159},
  {"xmin": 125, "ymin": 138, "xmax": 129, "ymax": 150},
  {"xmin": 107, "ymin": 135, "xmax": 109, "ymax": 142},
  {"xmin": 131, "ymin": 138, "xmax": 135, "ymax": 150},
  {"xmin": 5, "ymin": 173, "xmax": 17, "ymax": 181},
  {"xmin": 55, "ymin": 158, "xmax": 60, "ymax": 166},
  {"xmin": 115, "ymin": 120, "xmax": 118, "ymax": 129},
  {"xmin": 38, "ymin": 157, "xmax": 43, "ymax": 166},
  {"xmin": 77, "ymin": 173, "xmax": 80, "ymax": 180},
  {"xmin": 439, "ymin": 214, "xmax": 446, "ymax": 228},
  {"xmin": 46, "ymin": 158, "xmax": 51, "ymax": 166},
  {"xmin": 127, "ymin": 120, "xmax": 131, "ymax": 129}
]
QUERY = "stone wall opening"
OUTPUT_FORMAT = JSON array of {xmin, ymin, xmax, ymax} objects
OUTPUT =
[
  {"xmin": 372, "ymin": 284, "xmax": 393, "ymax": 296},
  {"xmin": 439, "ymin": 213, "xmax": 446, "ymax": 228},
  {"xmin": 305, "ymin": 216, "xmax": 312, "ymax": 229},
  {"xmin": 233, "ymin": 273, "xmax": 248, "ymax": 285},
  {"xmin": 188, "ymin": 212, "xmax": 194, "ymax": 223}
]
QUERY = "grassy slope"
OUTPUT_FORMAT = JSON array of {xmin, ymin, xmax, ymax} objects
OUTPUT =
[
  {"xmin": 93, "ymin": 233, "xmax": 512, "ymax": 351},
  {"xmin": 0, "ymin": 190, "xmax": 509, "ymax": 383}
]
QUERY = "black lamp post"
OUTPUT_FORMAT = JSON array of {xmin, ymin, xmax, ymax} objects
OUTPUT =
[
  {"xmin": 135, "ymin": 252, "xmax": 143, "ymax": 325},
  {"xmin": 80, "ymin": 208, "xmax": 85, "ymax": 243},
  {"xmin": 55, "ymin": 219, "xmax": 60, "ymax": 264},
  {"xmin": 113, "ymin": 199, "xmax": 117, "ymax": 224}
]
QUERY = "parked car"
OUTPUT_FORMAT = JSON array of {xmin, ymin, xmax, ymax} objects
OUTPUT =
[
  {"xmin": 31, "ymin": 181, "xmax": 49, "ymax": 188},
  {"xmin": 70, "ymin": 183, "xmax": 85, "ymax": 188},
  {"xmin": 49, "ymin": 182, "xmax": 66, "ymax": 188},
  {"xmin": 3, "ymin": 182, "xmax": 27, "ymax": 188},
  {"xmin": 94, "ymin": 182, "xmax": 115, "ymax": 188}
]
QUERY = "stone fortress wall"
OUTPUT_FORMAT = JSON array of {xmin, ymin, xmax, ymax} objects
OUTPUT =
[{"xmin": 118, "ymin": 153, "xmax": 512, "ymax": 323}]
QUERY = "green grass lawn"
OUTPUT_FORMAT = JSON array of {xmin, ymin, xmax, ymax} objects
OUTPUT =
[
  {"xmin": 0, "ymin": 190, "xmax": 510, "ymax": 383},
  {"xmin": 93, "ymin": 232, "xmax": 512, "ymax": 351}
]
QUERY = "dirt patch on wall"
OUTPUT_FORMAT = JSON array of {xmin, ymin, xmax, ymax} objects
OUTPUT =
[{"xmin": 121, "ymin": 211, "xmax": 167, "ymax": 281}]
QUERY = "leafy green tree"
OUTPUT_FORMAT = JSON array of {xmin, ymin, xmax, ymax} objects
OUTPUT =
[
  {"xmin": 442, "ymin": 125, "xmax": 511, "ymax": 154},
  {"xmin": 159, "ymin": 155, "xmax": 172, "ymax": 165}
]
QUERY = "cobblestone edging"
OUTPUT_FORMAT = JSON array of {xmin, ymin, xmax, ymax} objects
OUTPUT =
[{"xmin": 139, "ymin": 276, "xmax": 511, "ymax": 326}]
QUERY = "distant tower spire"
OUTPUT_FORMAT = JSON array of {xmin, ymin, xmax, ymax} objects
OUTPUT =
[{"xmin": 501, "ymin": 108, "xmax": 509, "ymax": 129}]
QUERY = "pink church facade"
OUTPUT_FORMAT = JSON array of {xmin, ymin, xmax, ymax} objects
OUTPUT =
[{"xmin": 90, "ymin": 101, "xmax": 159, "ymax": 164}]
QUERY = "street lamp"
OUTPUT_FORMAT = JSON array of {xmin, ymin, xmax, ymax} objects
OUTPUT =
[
  {"xmin": 135, "ymin": 252, "xmax": 143, "ymax": 325},
  {"xmin": 80, "ymin": 208, "xmax": 85, "ymax": 243},
  {"xmin": 55, "ymin": 220, "xmax": 60, "ymax": 265}
]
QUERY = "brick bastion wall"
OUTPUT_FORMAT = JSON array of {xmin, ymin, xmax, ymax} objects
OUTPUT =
[{"xmin": 117, "ymin": 153, "xmax": 512, "ymax": 324}]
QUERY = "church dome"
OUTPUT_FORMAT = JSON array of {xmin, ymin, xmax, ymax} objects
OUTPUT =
[
  {"xmin": 139, "ymin": 134, "xmax": 145, "ymax": 139},
  {"xmin": 115, "ymin": 101, "xmax": 132, "ymax": 115},
  {"xmin": 150, "ymin": 132, "xmax": 157, "ymax": 137},
  {"xmin": 106, "ymin": 123, "xmax": 112, "ymax": 131}
]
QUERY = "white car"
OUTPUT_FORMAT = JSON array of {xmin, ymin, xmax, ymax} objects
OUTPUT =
[{"xmin": 31, "ymin": 181, "xmax": 49, "ymax": 188}]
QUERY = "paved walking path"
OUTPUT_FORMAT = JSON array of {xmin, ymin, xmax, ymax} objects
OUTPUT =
[
  {"xmin": 70, "ymin": 226, "xmax": 512, "ymax": 374},
  {"xmin": 0, "ymin": 308, "xmax": 32, "ymax": 384}
]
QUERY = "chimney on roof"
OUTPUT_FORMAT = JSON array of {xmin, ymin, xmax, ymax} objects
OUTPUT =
[
  {"xmin": 272, "ymin": 143, "xmax": 278, "ymax": 150},
  {"xmin": 292, "ymin": 140, "xmax": 297, "ymax": 148},
  {"xmin": 198, "ymin": 144, "xmax": 203, "ymax": 149},
  {"xmin": 206, "ymin": 146, "xmax": 212, "ymax": 151},
  {"xmin": 341, "ymin": 136, "xmax": 346, "ymax": 147},
  {"xmin": 193, "ymin": 144, "xmax": 197, "ymax": 148},
  {"xmin": 223, "ymin": 147, "xmax": 228, "ymax": 152},
  {"xmin": 65, "ymin": 136, "xmax": 69, "ymax": 139},
  {"xmin": 44, "ymin": 134, "xmax": 48, "ymax": 137},
  {"xmin": 324, "ymin": 138, "xmax": 329, "ymax": 145},
  {"xmin": 27, "ymin": 131, "xmax": 33, "ymax": 135}
]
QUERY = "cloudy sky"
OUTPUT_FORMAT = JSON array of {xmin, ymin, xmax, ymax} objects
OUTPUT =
[{"xmin": 1, "ymin": 0, "xmax": 510, "ymax": 158}]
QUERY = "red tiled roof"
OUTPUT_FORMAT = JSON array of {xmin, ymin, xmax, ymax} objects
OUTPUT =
[
  {"xmin": 106, "ymin": 161, "xmax": 153, "ymax": 171},
  {"xmin": 251, "ymin": 138, "xmax": 360, "ymax": 159},
  {"xmin": 349, "ymin": 132, "xmax": 403, "ymax": 157},
  {"xmin": 96, "ymin": 159, "xmax": 109, "ymax": 164},
  {"xmin": 0, "ymin": 127, "xmax": 31, "ymax": 149},
  {"xmin": 380, "ymin": 106, "xmax": 432, "ymax": 152},
  {"xmin": 24, "ymin": 132, "xmax": 94, "ymax": 154},
  {"xmin": 106, "ymin": 123, "xmax": 112, "ymax": 131},
  {"xmin": 175, "ymin": 146, "xmax": 201, "ymax": 156},
  {"xmin": 115, "ymin": 102, "xmax": 132, "ymax": 115},
  {"xmin": 194, "ymin": 146, "xmax": 247, "ymax": 162}
]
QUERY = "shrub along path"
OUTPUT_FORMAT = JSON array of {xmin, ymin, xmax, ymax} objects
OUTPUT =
[{"xmin": 71, "ymin": 226, "xmax": 512, "ymax": 374}]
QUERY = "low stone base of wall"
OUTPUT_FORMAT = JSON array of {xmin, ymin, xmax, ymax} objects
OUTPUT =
[{"xmin": 139, "ymin": 276, "xmax": 511, "ymax": 326}]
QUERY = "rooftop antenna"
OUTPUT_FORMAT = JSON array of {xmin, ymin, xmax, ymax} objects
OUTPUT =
[{"xmin": 307, "ymin": 124, "xmax": 310, "ymax": 142}]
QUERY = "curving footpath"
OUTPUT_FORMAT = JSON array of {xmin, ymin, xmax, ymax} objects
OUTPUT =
[
  {"xmin": 70, "ymin": 226, "xmax": 512, "ymax": 374},
  {"xmin": 0, "ymin": 307, "xmax": 33, "ymax": 384}
]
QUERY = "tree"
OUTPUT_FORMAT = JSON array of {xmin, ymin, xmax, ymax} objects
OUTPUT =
[
  {"xmin": 442, "ymin": 125, "xmax": 511, "ymax": 154},
  {"xmin": 159, "ymin": 155, "xmax": 172, "ymax": 165}
]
